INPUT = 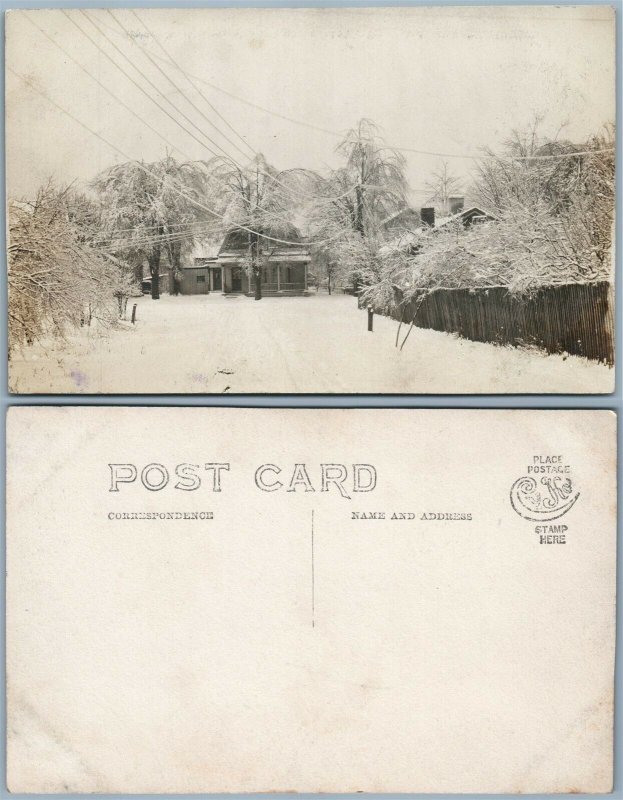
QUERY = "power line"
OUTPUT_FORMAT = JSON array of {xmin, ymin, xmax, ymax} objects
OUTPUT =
[
  {"xmin": 71, "ymin": 10, "xmax": 337, "ymax": 229},
  {"xmin": 14, "ymin": 22, "xmax": 438, "ymax": 246},
  {"xmin": 171, "ymin": 69, "xmax": 614, "ymax": 160},
  {"xmin": 24, "ymin": 12, "xmax": 317, "ymax": 237},
  {"xmin": 67, "ymin": 8, "xmax": 322, "ymax": 229},
  {"xmin": 92, "ymin": 20, "xmax": 614, "ymax": 163},
  {"xmin": 97, "ymin": 217, "xmax": 225, "ymax": 236},
  {"xmin": 22, "ymin": 11, "xmax": 188, "ymax": 162},
  {"xmin": 9, "ymin": 65, "xmax": 348, "ymax": 248},
  {"xmin": 100, "ymin": 13, "xmax": 365, "ymax": 205},
  {"xmin": 55, "ymin": 11, "xmax": 358, "ymax": 230},
  {"xmin": 61, "ymin": 10, "xmax": 201, "ymax": 163},
  {"xmin": 96, "ymin": 219, "xmax": 224, "ymax": 245},
  {"xmin": 105, "ymin": 9, "xmax": 247, "ymax": 167},
  {"xmin": 83, "ymin": 15, "xmax": 614, "ymax": 164},
  {"xmin": 60, "ymin": 15, "xmax": 362, "ymax": 229},
  {"xmin": 96, "ymin": 11, "xmax": 366, "ymax": 206},
  {"xmin": 476, "ymin": 147, "xmax": 615, "ymax": 161},
  {"xmin": 121, "ymin": 31, "xmax": 346, "ymax": 140},
  {"xmin": 22, "ymin": 14, "xmax": 601, "ymax": 248},
  {"xmin": 97, "ymin": 226, "xmax": 223, "ymax": 253},
  {"xmin": 76, "ymin": 9, "xmax": 237, "ymax": 165},
  {"xmin": 8, "ymin": 40, "xmax": 449, "ymax": 250},
  {"xmin": 129, "ymin": 8, "xmax": 256, "ymax": 161},
  {"xmin": 108, "ymin": 6, "xmax": 366, "ymax": 216}
]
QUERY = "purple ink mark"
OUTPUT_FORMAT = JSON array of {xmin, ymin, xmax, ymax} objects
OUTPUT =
[{"xmin": 70, "ymin": 370, "xmax": 88, "ymax": 389}]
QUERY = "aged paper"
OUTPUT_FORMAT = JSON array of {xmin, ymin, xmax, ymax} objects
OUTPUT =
[
  {"xmin": 6, "ymin": 407, "xmax": 616, "ymax": 793},
  {"xmin": 6, "ymin": 6, "xmax": 615, "ymax": 394}
]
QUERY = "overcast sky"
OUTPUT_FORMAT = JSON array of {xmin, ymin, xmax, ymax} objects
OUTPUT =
[{"xmin": 6, "ymin": 5, "xmax": 615, "ymax": 206}]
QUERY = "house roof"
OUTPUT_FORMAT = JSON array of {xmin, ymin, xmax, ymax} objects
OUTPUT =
[
  {"xmin": 384, "ymin": 205, "xmax": 497, "ymax": 253},
  {"xmin": 217, "ymin": 225, "xmax": 310, "ymax": 261},
  {"xmin": 183, "ymin": 257, "xmax": 218, "ymax": 270},
  {"xmin": 219, "ymin": 224, "xmax": 303, "ymax": 251},
  {"xmin": 381, "ymin": 206, "xmax": 421, "ymax": 229},
  {"xmin": 434, "ymin": 206, "xmax": 496, "ymax": 229},
  {"xmin": 190, "ymin": 236, "xmax": 221, "ymax": 260}
]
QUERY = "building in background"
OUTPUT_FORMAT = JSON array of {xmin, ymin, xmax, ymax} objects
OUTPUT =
[{"xmin": 180, "ymin": 227, "xmax": 311, "ymax": 296}]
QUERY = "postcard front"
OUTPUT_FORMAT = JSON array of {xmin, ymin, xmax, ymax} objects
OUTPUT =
[
  {"xmin": 6, "ymin": 407, "xmax": 616, "ymax": 792},
  {"xmin": 6, "ymin": 6, "xmax": 615, "ymax": 394}
]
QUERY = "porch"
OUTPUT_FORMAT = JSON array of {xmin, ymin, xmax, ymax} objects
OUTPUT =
[{"xmin": 221, "ymin": 261, "xmax": 309, "ymax": 296}]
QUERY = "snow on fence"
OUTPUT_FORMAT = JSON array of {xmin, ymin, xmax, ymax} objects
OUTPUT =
[{"xmin": 367, "ymin": 281, "xmax": 614, "ymax": 365}]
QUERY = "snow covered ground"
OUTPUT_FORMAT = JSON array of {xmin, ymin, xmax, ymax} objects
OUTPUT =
[{"xmin": 9, "ymin": 293, "xmax": 613, "ymax": 394}]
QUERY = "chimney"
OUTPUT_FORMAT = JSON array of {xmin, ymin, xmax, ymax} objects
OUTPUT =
[
  {"xmin": 449, "ymin": 196, "xmax": 465, "ymax": 215},
  {"xmin": 420, "ymin": 207, "xmax": 435, "ymax": 227}
]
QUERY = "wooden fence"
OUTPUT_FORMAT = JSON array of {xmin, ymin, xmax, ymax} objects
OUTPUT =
[{"xmin": 368, "ymin": 281, "xmax": 614, "ymax": 365}]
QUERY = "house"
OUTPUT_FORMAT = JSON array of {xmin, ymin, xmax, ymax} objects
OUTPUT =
[
  {"xmin": 179, "ymin": 256, "xmax": 219, "ymax": 294},
  {"xmin": 421, "ymin": 199, "xmax": 496, "ymax": 230},
  {"xmin": 384, "ymin": 199, "xmax": 496, "ymax": 256},
  {"xmin": 217, "ymin": 227, "xmax": 311, "ymax": 295},
  {"xmin": 180, "ymin": 226, "xmax": 311, "ymax": 296}
]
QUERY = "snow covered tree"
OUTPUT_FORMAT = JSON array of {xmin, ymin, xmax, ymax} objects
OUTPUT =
[
  {"xmin": 309, "ymin": 248, "xmax": 340, "ymax": 294},
  {"xmin": 8, "ymin": 181, "xmax": 132, "ymax": 352},
  {"xmin": 93, "ymin": 156, "xmax": 212, "ymax": 299},
  {"xmin": 202, "ymin": 153, "xmax": 313, "ymax": 300},
  {"xmin": 558, "ymin": 125, "xmax": 615, "ymax": 270},
  {"xmin": 475, "ymin": 117, "xmax": 549, "ymax": 212},
  {"xmin": 387, "ymin": 197, "xmax": 611, "ymax": 303},
  {"xmin": 336, "ymin": 119, "xmax": 409, "ymax": 237},
  {"xmin": 309, "ymin": 120, "xmax": 409, "ymax": 236},
  {"xmin": 474, "ymin": 122, "xmax": 615, "ymax": 279},
  {"xmin": 424, "ymin": 161, "xmax": 463, "ymax": 214},
  {"xmin": 307, "ymin": 119, "xmax": 410, "ymax": 291}
]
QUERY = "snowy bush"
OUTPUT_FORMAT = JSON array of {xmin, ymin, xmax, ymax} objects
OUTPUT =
[
  {"xmin": 8, "ymin": 182, "xmax": 132, "ymax": 351},
  {"xmin": 398, "ymin": 200, "xmax": 612, "ymax": 302},
  {"xmin": 361, "ymin": 124, "xmax": 615, "ymax": 318}
]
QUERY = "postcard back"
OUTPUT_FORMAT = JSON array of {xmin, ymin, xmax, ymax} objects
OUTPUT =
[{"xmin": 6, "ymin": 408, "xmax": 617, "ymax": 792}]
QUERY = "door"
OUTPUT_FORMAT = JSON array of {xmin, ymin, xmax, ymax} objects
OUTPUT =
[
  {"xmin": 212, "ymin": 268, "xmax": 222, "ymax": 291},
  {"xmin": 232, "ymin": 268, "xmax": 242, "ymax": 292}
]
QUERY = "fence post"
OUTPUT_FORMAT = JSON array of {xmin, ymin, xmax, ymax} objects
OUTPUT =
[
  {"xmin": 367, "ymin": 306, "xmax": 374, "ymax": 332},
  {"xmin": 131, "ymin": 304, "xmax": 137, "ymax": 325}
]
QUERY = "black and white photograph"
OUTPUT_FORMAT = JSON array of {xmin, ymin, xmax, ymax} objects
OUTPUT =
[{"xmin": 6, "ymin": 5, "xmax": 616, "ymax": 393}]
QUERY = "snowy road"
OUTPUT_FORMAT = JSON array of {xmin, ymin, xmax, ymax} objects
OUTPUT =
[{"xmin": 9, "ymin": 293, "xmax": 613, "ymax": 394}]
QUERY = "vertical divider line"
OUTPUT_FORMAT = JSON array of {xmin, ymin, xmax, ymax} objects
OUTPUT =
[{"xmin": 311, "ymin": 508, "xmax": 315, "ymax": 628}]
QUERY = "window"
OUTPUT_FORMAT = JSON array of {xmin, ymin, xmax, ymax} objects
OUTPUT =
[{"xmin": 197, "ymin": 275, "xmax": 206, "ymax": 283}]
